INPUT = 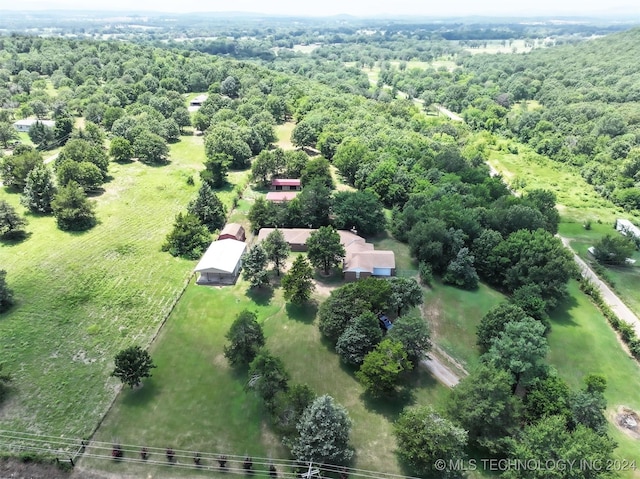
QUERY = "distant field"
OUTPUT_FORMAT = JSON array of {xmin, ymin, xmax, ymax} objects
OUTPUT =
[
  {"xmin": 462, "ymin": 39, "xmax": 537, "ymax": 55},
  {"xmin": 0, "ymin": 136, "xmax": 209, "ymax": 443},
  {"xmin": 291, "ymin": 44, "xmax": 320, "ymax": 53}
]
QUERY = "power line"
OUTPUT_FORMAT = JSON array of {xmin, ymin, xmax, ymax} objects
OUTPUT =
[{"xmin": 0, "ymin": 429, "xmax": 420, "ymax": 479}]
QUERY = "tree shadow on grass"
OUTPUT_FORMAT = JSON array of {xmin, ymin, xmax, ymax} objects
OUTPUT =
[
  {"xmin": 0, "ymin": 231, "xmax": 31, "ymax": 246},
  {"xmin": 285, "ymin": 301, "xmax": 318, "ymax": 324},
  {"xmin": 549, "ymin": 292, "xmax": 580, "ymax": 327},
  {"xmin": 361, "ymin": 386, "xmax": 416, "ymax": 421},
  {"xmin": 121, "ymin": 379, "xmax": 159, "ymax": 406},
  {"xmin": 245, "ymin": 286, "xmax": 274, "ymax": 306}
]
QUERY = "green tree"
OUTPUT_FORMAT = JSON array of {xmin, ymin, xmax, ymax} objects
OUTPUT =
[
  {"xmin": 53, "ymin": 116, "xmax": 73, "ymax": 144},
  {"xmin": 28, "ymin": 121, "xmax": 55, "ymax": 149},
  {"xmin": 161, "ymin": 212, "xmax": 210, "ymax": 259},
  {"xmin": 387, "ymin": 277, "xmax": 423, "ymax": 316},
  {"xmin": 224, "ymin": 310, "xmax": 265, "ymax": 367},
  {"xmin": 300, "ymin": 157, "xmax": 334, "ymax": 189},
  {"xmin": 297, "ymin": 180, "xmax": 333, "ymax": 228},
  {"xmin": 220, "ymin": 76, "xmax": 240, "ymax": 98},
  {"xmin": 387, "ymin": 313, "xmax": 431, "ymax": 365},
  {"xmin": 0, "ymin": 200, "xmax": 27, "ymax": 240},
  {"xmin": 241, "ymin": 244, "xmax": 269, "ymax": 288},
  {"xmin": 134, "ymin": 130, "xmax": 169, "ymax": 164},
  {"xmin": 51, "ymin": 181, "xmax": 97, "ymax": 231},
  {"xmin": 485, "ymin": 317, "xmax": 549, "ymax": 391},
  {"xmin": 291, "ymin": 395, "xmax": 354, "ymax": 465},
  {"xmin": 477, "ymin": 303, "xmax": 532, "ymax": 354},
  {"xmin": 57, "ymin": 138, "xmax": 108, "ymax": 177},
  {"xmin": 109, "ymin": 137, "xmax": 133, "ymax": 162},
  {"xmin": 0, "ymin": 148, "xmax": 43, "ymax": 190},
  {"xmin": 56, "ymin": 160, "xmax": 104, "ymax": 192},
  {"xmin": 247, "ymin": 350, "xmax": 290, "ymax": 406},
  {"xmin": 291, "ymin": 121, "xmax": 317, "ymax": 149},
  {"xmin": 271, "ymin": 384, "xmax": 316, "ymax": 438},
  {"xmin": 357, "ymin": 339, "xmax": 411, "ymax": 396},
  {"xmin": 111, "ymin": 345, "xmax": 156, "ymax": 388},
  {"xmin": 332, "ymin": 190, "xmax": 386, "ymax": 237},
  {"xmin": 282, "ymin": 256, "xmax": 315, "ymax": 304},
  {"xmin": 0, "ymin": 270, "xmax": 14, "ymax": 313},
  {"xmin": 447, "ymin": 364, "xmax": 521, "ymax": 454},
  {"xmin": 335, "ymin": 312, "xmax": 383, "ymax": 366},
  {"xmin": 0, "ymin": 122, "xmax": 18, "ymax": 148},
  {"xmin": 187, "ymin": 183, "xmax": 227, "ymax": 233},
  {"xmin": 306, "ymin": 226, "xmax": 345, "ymax": 275},
  {"xmin": 443, "ymin": 247, "xmax": 479, "ymax": 290},
  {"xmin": 394, "ymin": 405, "xmax": 467, "ymax": 479},
  {"xmin": 205, "ymin": 126, "xmax": 252, "ymax": 169},
  {"xmin": 21, "ymin": 164, "xmax": 56, "ymax": 214},
  {"xmin": 172, "ymin": 107, "xmax": 191, "ymax": 132},
  {"xmin": 523, "ymin": 189, "xmax": 560, "ymax": 234},
  {"xmin": 248, "ymin": 196, "xmax": 273, "ymax": 233},
  {"xmin": 593, "ymin": 234, "xmax": 636, "ymax": 265},
  {"xmin": 523, "ymin": 374, "xmax": 572, "ymax": 424},
  {"xmin": 504, "ymin": 416, "xmax": 616, "ymax": 479},
  {"xmin": 200, "ymin": 153, "xmax": 230, "ymax": 189},
  {"xmin": 333, "ymin": 138, "xmax": 371, "ymax": 185},
  {"xmin": 570, "ymin": 388, "xmax": 608, "ymax": 435},
  {"xmin": 251, "ymin": 148, "xmax": 285, "ymax": 187},
  {"xmin": 262, "ymin": 228, "xmax": 290, "ymax": 276}
]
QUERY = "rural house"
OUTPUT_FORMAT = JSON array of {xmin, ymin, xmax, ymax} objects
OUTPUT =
[
  {"xmin": 257, "ymin": 228, "xmax": 396, "ymax": 280},
  {"xmin": 13, "ymin": 119, "xmax": 55, "ymax": 132},
  {"xmin": 271, "ymin": 179, "xmax": 302, "ymax": 191},
  {"xmin": 194, "ymin": 239, "xmax": 247, "ymax": 285},
  {"xmin": 218, "ymin": 223, "xmax": 246, "ymax": 242}
]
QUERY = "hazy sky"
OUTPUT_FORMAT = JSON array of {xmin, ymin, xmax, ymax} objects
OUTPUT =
[{"xmin": 4, "ymin": 0, "xmax": 640, "ymax": 17}]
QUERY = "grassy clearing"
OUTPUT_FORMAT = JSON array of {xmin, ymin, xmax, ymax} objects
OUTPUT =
[
  {"xmin": 275, "ymin": 122, "xmax": 295, "ymax": 151},
  {"xmin": 547, "ymin": 281, "xmax": 640, "ymax": 477},
  {"xmin": 488, "ymin": 140, "xmax": 638, "ymax": 225},
  {"xmin": 462, "ymin": 39, "xmax": 535, "ymax": 55},
  {"xmin": 85, "ymin": 270, "xmax": 449, "ymax": 477},
  {"xmin": 0, "ymin": 137, "xmax": 214, "ymax": 442}
]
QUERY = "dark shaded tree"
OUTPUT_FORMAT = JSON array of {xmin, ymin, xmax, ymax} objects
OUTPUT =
[
  {"xmin": 282, "ymin": 256, "xmax": 315, "ymax": 304},
  {"xmin": 335, "ymin": 311, "xmax": 383, "ymax": 366},
  {"xmin": 387, "ymin": 277, "xmax": 423, "ymax": 316},
  {"xmin": 306, "ymin": 226, "xmax": 345, "ymax": 275},
  {"xmin": 248, "ymin": 350, "xmax": 290, "ymax": 406},
  {"xmin": 187, "ymin": 183, "xmax": 227, "ymax": 233},
  {"xmin": 109, "ymin": 137, "xmax": 133, "ymax": 162},
  {"xmin": 134, "ymin": 130, "xmax": 169, "ymax": 164},
  {"xmin": 262, "ymin": 228, "xmax": 290, "ymax": 276},
  {"xmin": 51, "ymin": 181, "xmax": 97, "ymax": 231},
  {"xmin": 161, "ymin": 212, "xmax": 210, "ymax": 259},
  {"xmin": 0, "ymin": 200, "xmax": 27, "ymax": 240},
  {"xmin": 0, "ymin": 270, "xmax": 14, "ymax": 313},
  {"xmin": 111, "ymin": 345, "xmax": 156, "ymax": 388},
  {"xmin": 200, "ymin": 153, "xmax": 230, "ymax": 189},
  {"xmin": 593, "ymin": 234, "xmax": 636, "ymax": 265},
  {"xmin": 0, "ymin": 147, "xmax": 43, "ymax": 190},
  {"xmin": 224, "ymin": 310, "xmax": 265, "ymax": 367},
  {"xmin": 332, "ymin": 190, "xmax": 386, "ymax": 237},
  {"xmin": 242, "ymin": 244, "xmax": 269, "ymax": 288}
]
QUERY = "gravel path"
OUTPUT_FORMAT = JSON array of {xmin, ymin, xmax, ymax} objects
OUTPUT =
[{"xmin": 560, "ymin": 236, "xmax": 640, "ymax": 336}]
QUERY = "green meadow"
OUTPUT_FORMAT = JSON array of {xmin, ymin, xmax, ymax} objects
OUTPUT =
[{"xmin": 0, "ymin": 135, "xmax": 209, "ymax": 441}]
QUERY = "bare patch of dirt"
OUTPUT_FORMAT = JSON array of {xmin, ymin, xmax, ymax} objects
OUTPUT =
[
  {"xmin": 613, "ymin": 406, "xmax": 640, "ymax": 440},
  {"xmin": 0, "ymin": 458, "xmax": 73, "ymax": 479}
]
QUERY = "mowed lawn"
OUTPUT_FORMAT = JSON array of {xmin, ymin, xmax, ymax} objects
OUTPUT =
[
  {"xmin": 548, "ymin": 281, "xmax": 640, "ymax": 478},
  {"xmin": 0, "ymin": 134, "xmax": 212, "ymax": 443},
  {"xmin": 86, "ymin": 269, "xmax": 450, "ymax": 477}
]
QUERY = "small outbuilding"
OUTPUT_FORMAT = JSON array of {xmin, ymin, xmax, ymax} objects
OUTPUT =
[
  {"xmin": 194, "ymin": 239, "xmax": 247, "ymax": 285},
  {"xmin": 271, "ymin": 179, "xmax": 302, "ymax": 191},
  {"xmin": 188, "ymin": 94, "xmax": 208, "ymax": 111},
  {"xmin": 218, "ymin": 223, "xmax": 246, "ymax": 242}
]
